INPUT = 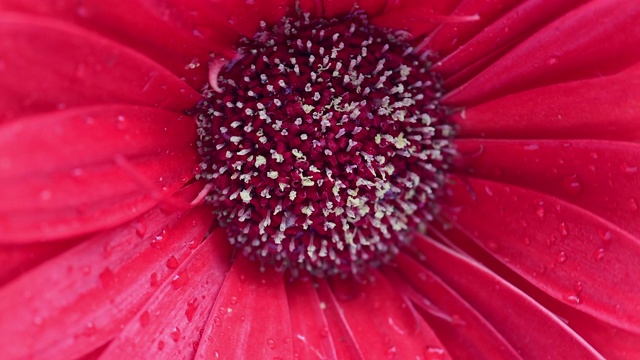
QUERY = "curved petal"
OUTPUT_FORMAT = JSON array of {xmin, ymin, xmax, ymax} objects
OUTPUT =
[
  {"xmin": 412, "ymin": 235, "xmax": 604, "ymax": 358},
  {"xmin": 433, "ymin": 0, "xmax": 586, "ymax": 78},
  {"xmin": 373, "ymin": 0, "xmax": 461, "ymax": 38},
  {"xmin": 0, "ymin": 193, "xmax": 214, "ymax": 360},
  {"xmin": 329, "ymin": 271, "xmax": 451, "ymax": 359},
  {"xmin": 0, "ymin": 13, "xmax": 200, "ymax": 123},
  {"xmin": 444, "ymin": 0, "xmax": 640, "ymax": 106},
  {"xmin": 286, "ymin": 279, "xmax": 338, "ymax": 359},
  {"xmin": 422, "ymin": 0, "xmax": 524, "ymax": 57},
  {"xmin": 387, "ymin": 258, "xmax": 522, "ymax": 360},
  {"xmin": 195, "ymin": 256, "xmax": 293, "ymax": 359},
  {"xmin": 444, "ymin": 175, "xmax": 640, "ymax": 334},
  {"xmin": 0, "ymin": 105, "xmax": 199, "ymax": 242},
  {"xmin": 0, "ymin": 1, "xmax": 243, "ymax": 88},
  {"xmin": 455, "ymin": 65, "xmax": 640, "ymax": 141},
  {"xmin": 99, "ymin": 230, "xmax": 232, "ymax": 360},
  {"xmin": 315, "ymin": 280, "xmax": 364, "ymax": 359},
  {"xmin": 454, "ymin": 139, "xmax": 640, "ymax": 239},
  {"xmin": 0, "ymin": 238, "xmax": 83, "ymax": 285}
]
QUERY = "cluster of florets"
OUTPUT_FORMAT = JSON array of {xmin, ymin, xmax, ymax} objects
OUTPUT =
[{"xmin": 195, "ymin": 12, "xmax": 453, "ymax": 276}]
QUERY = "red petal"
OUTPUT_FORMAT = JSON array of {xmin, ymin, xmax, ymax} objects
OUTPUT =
[
  {"xmin": 412, "ymin": 235, "xmax": 603, "ymax": 358},
  {"xmin": 434, "ymin": 0, "xmax": 586, "ymax": 78},
  {"xmin": 387, "ymin": 259, "xmax": 522, "ymax": 360},
  {"xmin": 315, "ymin": 279, "xmax": 364, "ymax": 359},
  {"xmin": 373, "ymin": 0, "xmax": 461, "ymax": 38},
  {"xmin": 0, "ymin": 105, "xmax": 198, "ymax": 242},
  {"xmin": 99, "ymin": 230, "xmax": 232, "ymax": 360},
  {"xmin": 423, "ymin": 0, "xmax": 524, "ymax": 56},
  {"xmin": 0, "ymin": 238, "xmax": 83, "ymax": 285},
  {"xmin": 444, "ymin": 0, "xmax": 640, "ymax": 106},
  {"xmin": 0, "ymin": 197, "xmax": 214, "ymax": 360},
  {"xmin": 195, "ymin": 256, "xmax": 293, "ymax": 359},
  {"xmin": 443, "ymin": 175, "xmax": 640, "ymax": 334},
  {"xmin": 286, "ymin": 279, "xmax": 338, "ymax": 359},
  {"xmin": 454, "ymin": 139, "xmax": 640, "ymax": 239},
  {"xmin": 329, "ymin": 271, "xmax": 451, "ymax": 359},
  {"xmin": 207, "ymin": 0, "xmax": 291, "ymax": 37},
  {"xmin": 454, "ymin": 65, "xmax": 640, "ymax": 141},
  {"xmin": 0, "ymin": 13, "xmax": 199, "ymax": 122},
  {"xmin": 1, "ymin": 1, "xmax": 241, "ymax": 88},
  {"xmin": 323, "ymin": 0, "xmax": 386, "ymax": 18}
]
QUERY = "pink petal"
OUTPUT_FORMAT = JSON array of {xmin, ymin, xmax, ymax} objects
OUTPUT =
[
  {"xmin": 422, "ymin": 0, "xmax": 524, "ymax": 56},
  {"xmin": 315, "ymin": 279, "xmax": 364, "ymax": 359},
  {"xmin": 454, "ymin": 65, "xmax": 640, "ymax": 141},
  {"xmin": 0, "ymin": 105, "xmax": 198, "ymax": 242},
  {"xmin": 0, "ymin": 190, "xmax": 214, "ymax": 360},
  {"xmin": 412, "ymin": 235, "xmax": 604, "ymax": 358},
  {"xmin": 443, "ymin": 175, "xmax": 640, "ymax": 334},
  {"xmin": 0, "ymin": 238, "xmax": 83, "ymax": 285},
  {"xmin": 373, "ymin": 0, "xmax": 461, "ymax": 38},
  {"xmin": 99, "ymin": 230, "xmax": 232, "ymax": 359},
  {"xmin": 195, "ymin": 256, "xmax": 293, "ymax": 359},
  {"xmin": 386, "ymin": 259, "xmax": 521, "ymax": 360},
  {"xmin": 434, "ymin": 0, "xmax": 586, "ymax": 78},
  {"xmin": 1, "ymin": 0, "xmax": 242, "ymax": 88},
  {"xmin": 286, "ymin": 279, "xmax": 338, "ymax": 359},
  {"xmin": 0, "ymin": 12, "xmax": 199, "ymax": 122},
  {"xmin": 444, "ymin": 0, "xmax": 640, "ymax": 106},
  {"xmin": 454, "ymin": 139, "xmax": 640, "ymax": 239},
  {"xmin": 329, "ymin": 271, "xmax": 451, "ymax": 359}
]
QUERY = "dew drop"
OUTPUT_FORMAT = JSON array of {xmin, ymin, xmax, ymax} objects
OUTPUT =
[
  {"xmin": 620, "ymin": 163, "xmax": 638, "ymax": 174},
  {"xmin": 598, "ymin": 229, "xmax": 613, "ymax": 244},
  {"xmin": 562, "ymin": 175, "xmax": 582, "ymax": 195},
  {"xmin": 98, "ymin": 268, "xmax": 115, "ymax": 288},
  {"xmin": 83, "ymin": 322, "xmax": 97, "ymax": 336},
  {"xmin": 157, "ymin": 340, "xmax": 165, "ymax": 351},
  {"xmin": 213, "ymin": 316, "xmax": 223, "ymax": 327},
  {"xmin": 140, "ymin": 311, "xmax": 151, "ymax": 327},
  {"xmin": 564, "ymin": 293, "xmax": 581, "ymax": 305},
  {"xmin": 629, "ymin": 198, "xmax": 639, "ymax": 212},
  {"xmin": 559, "ymin": 222, "xmax": 569, "ymax": 237},
  {"xmin": 134, "ymin": 220, "xmax": 147, "ymax": 237},
  {"xmin": 547, "ymin": 56, "xmax": 559, "ymax": 65},
  {"xmin": 166, "ymin": 256, "xmax": 180, "ymax": 269},
  {"xmin": 185, "ymin": 298, "xmax": 199, "ymax": 322},
  {"xmin": 230, "ymin": 296, "xmax": 238, "ymax": 305},
  {"xmin": 523, "ymin": 237, "xmax": 531, "ymax": 246},
  {"xmin": 535, "ymin": 206, "xmax": 545, "ymax": 218},
  {"xmin": 150, "ymin": 272, "xmax": 159, "ymax": 287},
  {"xmin": 170, "ymin": 327, "xmax": 181, "ymax": 342},
  {"xmin": 593, "ymin": 248, "xmax": 605, "ymax": 261},
  {"xmin": 556, "ymin": 251, "xmax": 567, "ymax": 264},
  {"xmin": 266, "ymin": 338, "xmax": 276, "ymax": 349}
]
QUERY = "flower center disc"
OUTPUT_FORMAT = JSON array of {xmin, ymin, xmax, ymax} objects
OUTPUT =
[{"xmin": 195, "ymin": 12, "xmax": 453, "ymax": 276}]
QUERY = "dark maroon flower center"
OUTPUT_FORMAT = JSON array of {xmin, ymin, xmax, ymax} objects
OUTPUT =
[{"xmin": 194, "ymin": 12, "xmax": 454, "ymax": 276}]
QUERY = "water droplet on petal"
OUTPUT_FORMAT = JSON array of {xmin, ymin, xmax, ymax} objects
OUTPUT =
[
  {"xmin": 523, "ymin": 237, "xmax": 531, "ymax": 246},
  {"xmin": 170, "ymin": 327, "xmax": 181, "ymax": 342},
  {"xmin": 593, "ymin": 248, "xmax": 605, "ymax": 261},
  {"xmin": 267, "ymin": 338, "xmax": 276, "ymax": 349},
  {"xmin": 559, "ymin": 222, "xmax": 569, "ymax": 237},
  {"xmin": 166, "ymin": 256, "xmax": 180, "ymax": 269},
  {"xmin": 562, "ymin": 175, "xmax": 582, "ymax": 195},
  {"xmin": 620, "ymin": 163, "xmax": 638, "ymax": 174},
  {"xmin": 213, "ymin": 316, "xmax": 222, "ymax": 327},
  {"xmin": 629, "ymin": 198, "xmax": 639, "ymax": 212},
  {"xmin": 547, "ymin": 56, "xmax": 559, "ymax": 65},
  {"xmin": 598, "ymin": 229, "xmax": 613, "ymax": 244},
  {"xmin": 157, "ymin": 340, "xmax": 165, "ymax": 351},
  {"xmin": 556, "ymin": 252, "xmax": 567, "ymax": 263},
  {"xmin": 535, "ymin": 206, "xmax": 545, "ymax": 218}
]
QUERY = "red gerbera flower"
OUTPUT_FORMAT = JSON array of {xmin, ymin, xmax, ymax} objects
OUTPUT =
[{"xmin": 1, "ymin": 0, "xmax": 639, "ymax": 359}]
